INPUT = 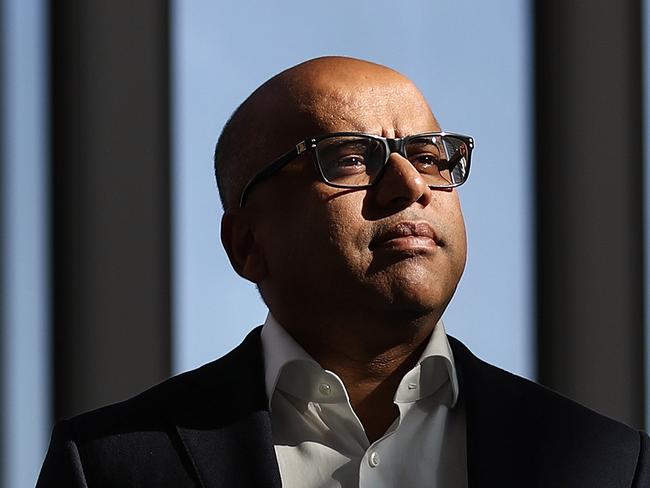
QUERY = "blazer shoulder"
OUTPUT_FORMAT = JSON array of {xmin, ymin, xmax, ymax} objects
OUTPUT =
[
  {"xmin": 449, "ymin": 335, "xmax": 639, "ymax": 432},
  {"xmin": 449, "ymin": 336, "xmax": 646, "ymax": 486},
  {"xmin": 39, "ymin": 371, "xmax": 203, "ymax": 488},
  {"xmin": 59, "ymin": 325, "xmax": 266, "ymax": 443},
  {"xmin": 38, "ymin": 328, "xmax": 267, "ymax": 487}
]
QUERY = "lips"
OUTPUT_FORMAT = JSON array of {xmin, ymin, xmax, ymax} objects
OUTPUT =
[{"xmin": 370, "ymin": 221, "xmax": 440, "ymax": 251}]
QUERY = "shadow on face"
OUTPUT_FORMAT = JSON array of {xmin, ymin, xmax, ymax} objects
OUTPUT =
[{"xmin": 219, "ymin": 56, "xmax": 467, "ymax": 329}]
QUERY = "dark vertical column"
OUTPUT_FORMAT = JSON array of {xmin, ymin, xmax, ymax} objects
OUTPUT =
[
  {"xmin": 0, "ymin": 0, "xmax": 5, "ymax": 482},
  {"xmin": 51, "ymin": 1, "xmax": 171, "ymax": 419},
  {"xmin": 535, "ymin": 0, "xmax": 645, "ymax": 428}
]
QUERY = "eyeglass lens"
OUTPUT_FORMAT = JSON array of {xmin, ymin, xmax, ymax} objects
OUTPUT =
[{"xmin": 315, "ymin": 134, "xmax": 469, "ymax": 187}]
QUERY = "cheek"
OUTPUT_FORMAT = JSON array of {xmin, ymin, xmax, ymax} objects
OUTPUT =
[
  {"xmin": 432, "ymin": 191, "xmax": 466, "ymax": 243},
  {"xmin": 441, "ymin": 193, "xmax": 468, "ymax": 276},
  {"xmin": 322, "ymin": 196, "xmax": 373, "ymax": 270},
  {"xmin": 261, "ymin": 188, "xmax": 369, "ymax": 271}
]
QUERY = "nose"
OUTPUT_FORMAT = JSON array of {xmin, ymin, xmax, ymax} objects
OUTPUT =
[{"xmin": 373, "ymin": 153, "xmax": 433, "ymax": 209}]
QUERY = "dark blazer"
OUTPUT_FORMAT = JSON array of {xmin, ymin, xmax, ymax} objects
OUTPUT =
[{"xmin": 37, "ymin": 328, "xmax": 650, "ymax": 487}]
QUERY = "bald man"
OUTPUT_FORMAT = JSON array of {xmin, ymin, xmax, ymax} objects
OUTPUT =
[{"xmin": 38, "ymin": 57, "xmax": 649, "ymax": 487}]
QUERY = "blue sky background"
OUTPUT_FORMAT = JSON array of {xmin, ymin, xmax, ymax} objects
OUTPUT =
[
  {"xmin": 1, "ymin": 0, "xmax": 49, "ymax": 486},
  {"xmin": 171, "ymin": 0, "xmax": 533, "ymax": 378}
]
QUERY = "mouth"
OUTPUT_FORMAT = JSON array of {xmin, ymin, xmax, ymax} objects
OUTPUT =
[{"xmin": 369, "ymin": 221, "xmax": 440, "ymax": 253}]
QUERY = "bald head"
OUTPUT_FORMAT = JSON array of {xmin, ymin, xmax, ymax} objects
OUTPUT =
[{"xmin": 214, "ymin": 56, "xmax": 437, "ymax": 209}]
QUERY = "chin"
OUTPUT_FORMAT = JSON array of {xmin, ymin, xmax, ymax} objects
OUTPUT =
[{"xmin": 377, "ymin": 281, "xmax": 455, "ymax": 318}]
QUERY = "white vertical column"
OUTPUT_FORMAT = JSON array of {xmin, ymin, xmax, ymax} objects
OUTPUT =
[{"xmin": 1, "ymin": 0, "xmax": 49, "ymax": 485}]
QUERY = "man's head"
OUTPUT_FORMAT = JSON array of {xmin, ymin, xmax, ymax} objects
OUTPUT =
[{"xmin": 217, "ymin": 56, "xmax": 468, "ymax": 333}]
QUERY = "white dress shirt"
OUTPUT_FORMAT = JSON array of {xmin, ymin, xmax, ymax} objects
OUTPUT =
[{"xmin": 260, "ymin": 313, "xmax": 467, "ymax": 488}]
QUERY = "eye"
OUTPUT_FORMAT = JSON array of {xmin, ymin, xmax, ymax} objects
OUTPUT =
[
  {"xmin": 317, "ymin": 136, "xmax": 379, "ymax": 182},
  {"xmin": 409, "ymin": 152, "xmax": 445, "ymax": 174},
  {"xmin": 336, "ymin": 155, "xmax": 366, "ymax": 167},
  {"xmin": 327, "ymin": 154, "xmax": 366, "ymax": 177}
]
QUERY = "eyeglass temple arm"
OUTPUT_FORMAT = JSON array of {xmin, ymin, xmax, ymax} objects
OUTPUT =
[{"xmin": 238, "ymin": 145, "xmax": 302, "ymax": 207}]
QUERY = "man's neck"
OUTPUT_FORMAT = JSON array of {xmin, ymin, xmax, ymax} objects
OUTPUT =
[{"xmin": 276, "ymin": 310, "xmax": 439, "ymax": 442}]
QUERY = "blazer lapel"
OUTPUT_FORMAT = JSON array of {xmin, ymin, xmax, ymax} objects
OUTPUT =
[
  {"xmin": 449, "ymin": 336, "xmax": 534, "ymax": 487},
  {"xmin": 174, "ymin": 327, "xmax": 282, "ymax": 488},
  {"xmin": 177, "ymin": 411, "xmax": 280, "ymax": 488}
]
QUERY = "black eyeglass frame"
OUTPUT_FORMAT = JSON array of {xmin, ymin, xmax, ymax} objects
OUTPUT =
[{"xmin": 238, "ymin": 131, "xmax": 474, "ymax": 207}]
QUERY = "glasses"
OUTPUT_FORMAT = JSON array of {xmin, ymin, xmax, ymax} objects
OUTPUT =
[{"xmin": 239, "ymin": 131, "xmax": 474, "ymax": 207}]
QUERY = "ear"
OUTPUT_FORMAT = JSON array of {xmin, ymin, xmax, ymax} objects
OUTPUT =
[{"xmin": 221, "ymin": 209, "xmax": 268, "ymax": 283}]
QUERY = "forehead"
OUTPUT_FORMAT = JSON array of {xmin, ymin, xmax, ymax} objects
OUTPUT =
[{"xmin": 298, "ymin": 80, "xmax": 440, "ymax": 138}]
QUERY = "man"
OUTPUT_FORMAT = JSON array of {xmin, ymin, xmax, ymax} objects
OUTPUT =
[{"xmin": 38, "ymin": 57, "xmax": 649, "ymax": 487}]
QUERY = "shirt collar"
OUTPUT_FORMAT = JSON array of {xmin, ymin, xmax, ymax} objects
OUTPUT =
[
  {"xmin": 260, "ymin": 312, "xmax": 459, "ymax": 409},
  {"xmin": 260, "ymin": 313, "xmax": 320, "ymax": 409},
  {"xmin": 394, "ymin": 317, "xmax": 460, "ymax": 407}
]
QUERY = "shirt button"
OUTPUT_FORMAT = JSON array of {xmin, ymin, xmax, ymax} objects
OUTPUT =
[
  {"xmin": 318, "ymin": 383, "xmax": 332, "ymax": 396},
  {"xmin": 369, "ymin": 451, "xmax": 380, "ymax": 467}
]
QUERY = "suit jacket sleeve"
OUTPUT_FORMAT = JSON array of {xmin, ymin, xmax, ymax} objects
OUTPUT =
[
  {"xmin": 36, "ymin": 421, "xmax": 88, "ymax": 488},
  {"xmin": 633, "ymin": 431, "xmax": 650, "ymax": 488}
]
